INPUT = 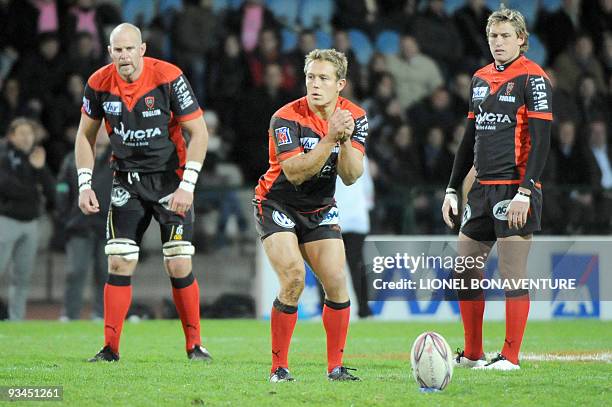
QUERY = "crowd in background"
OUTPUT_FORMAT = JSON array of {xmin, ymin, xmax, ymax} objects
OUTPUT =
[{"xmin": 1, "ymin": 0, "xmax": 611, "ymax": 236}]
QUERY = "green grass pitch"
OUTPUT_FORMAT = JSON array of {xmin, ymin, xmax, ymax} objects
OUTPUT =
[{"xmin": 1, "ymin": 320, "xmax": 610, "ymax": 406}]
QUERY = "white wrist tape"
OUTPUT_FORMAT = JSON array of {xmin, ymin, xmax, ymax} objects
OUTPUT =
[
  {"xmin": 77, "ymin": 168, "xmax": 93, "ymax": 192},
  {"xmin": 512, "ymin": 193, "xmax": 530, "ymax": 203},
  {"xmin": 179, "ymin": 161, "xmax": 202, "ymax": 193}
]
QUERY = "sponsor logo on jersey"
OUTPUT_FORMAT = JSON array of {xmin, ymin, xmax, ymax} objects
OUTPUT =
[
  {"xmin": 111, "ymin": 186, "xmax": 130, "ymax": 207},
  {"xmin": 300, "ymin": 137, "xmax": 340, "ymax": 153},
  {"xmin": 354, "ymin": 115, "xmax": 368, "ymax": 144},
  {"xmin": 461, "ymin": 204, "xmax": 471, "ymax": 227},
  {"xmin": 529, "ymin": 76, "xmax": 549, "ymax": 111},
  {"xmin": 142, "ymin": 109, "xmax": 161, "ymax": 118},
  {"xmin": 82, "ymin": 97, "xmax": 91, "ymax": 115},
  {"xmin": 145, "ymin": 96, "xmax": 155, "ymax": 109},
  {"xmin": 272, "ymin": 210, "xmax": 295, "ymax": 228},
  {"xmin": 475, "ymin": 107, "xmax": 512, "ymax": 130},
  {"xmin": 172, "ymin": 76, "xmax": 195, "ymax": 110},
  {"xmin": 113, "ymin": 122, "xmax": 162, "ymax": 146},
  {"xmin": 301, "ymin": 137, "xmax": 318, "ymax": 150},
  {"xmin": 492, "ymin": 199, "xmax": 512, "ymax": 220},
  {"xmin": 319, "ymin": 207, "xmax": 339, "ymax": 226},
  {"xmin": 275, "ymin": 127, "xmax": 292, "ymax": 146},
  {"xmin": 472, "ymin": 86, "xmax": 488, "ymax": 100},
  {"xmin": 103, "ymin": 101, "xmax": 122, "ymax": 116}
]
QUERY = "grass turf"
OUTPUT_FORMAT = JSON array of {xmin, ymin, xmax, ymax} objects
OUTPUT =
[{"xmin": 0, "ymin": 320, "xmax": 610, "ymax": 406}]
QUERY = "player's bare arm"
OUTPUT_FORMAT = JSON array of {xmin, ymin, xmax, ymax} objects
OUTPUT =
[
  {"xmin": 75, "ymin": 113, "xmax": 102, "ymax": 215},
  {"xmin": 170, "ymin": 116, "xmax": 209, "ymax": 213},
  {"xmin": 281, "ymin": 109, "xmax": 348, "ymax": 185}
]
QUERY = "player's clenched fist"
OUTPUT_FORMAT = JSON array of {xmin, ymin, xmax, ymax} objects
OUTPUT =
[
  {"xmin": 79, "ymin": 189, "xmax": 100, "ymax": 214},
  {"xmin": 328, "ymin": 109, "xmax": 352, "ymax": 143}
]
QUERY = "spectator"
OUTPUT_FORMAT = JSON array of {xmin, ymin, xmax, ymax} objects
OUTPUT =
[
  {"xmin": 0, "ymin": 78, "xmax": 29, "ymax": 137},
  {"xmin": 544, "ymin": 67, "xmax": 580, "ymax": 123},
  {"xmin": 454, "ymin": 0, "xmax": 492, "ymax": 71},
  {"xmin": 385, "ymin": 34, "xmax": 443, "ymax": 110},
  {"xmin": 18, "ymin": 32, "xmax": 67, "ymax": 104},
  {"xmin": 332, "ymin": 30, "xmax": 362, "ymax": 96},
  {"xmin": 0, "ymin": 117, "xmax": 55, "ymax": 320},
  {"xmin": 57, "ymin": 124, "xmax": 112, "ymax": 320},
  {"xmin": 536, "ymin": 0, "xmax": 582, "ymax": 65},
  {"xmin": 236, "ymin": 63, "xmax": 293, "ymax": 183},
  {"xmin": 208, "ymin": 34, "xmax": 252, "ymax": 128},
  {"xmin": 581, "ymin": 0, "xmax": 612, "ymax": 53},
  {"xmin": 412, "ymin": 0, "xmax": 464, "ymax": 76},
  {"xmin": 64, "ymin": 0, "xmax": 105, "ymax": 58},
  {"xmin": 226, "ymin": 0, "xmax": 279, "ymax": 53},
  {"xmin": 287, "ymin": 30, "xmax": 317, "ymax": 92},
  {"xmin": 575, "ymin": 75, "xmax": 609, "ymax": 126},
  {"xmin": 172, "ymin": 0, "xmax": 220, "ymax": 105},
  {"xmin": 247, "ymin": 28, "xmax": 296, "ymax": 92},
  {"xmin": 408, "ymin": 87, "xmax": 458, "ymax": 139},
  {"xmin": 449, "ymin": 72, "xmax": 472, "ymax": 120},
  {"xmin": 584, "ymin": 119, "xmax": 612, "ymax": 233},
  {"xmin": 67, "ymin": 31, "xmax": 103, "ymax": 80},
  {"xmin": 332, "ymin": 0, "xmax": 382, "ymax": 39},
  {"xmin": 544, "ymin": 120, "xmax": 593, "ymax": 234},
  {"xmin": 553, "ymin": 33, "xmax": 606, "ymax": 94},
  {"xmin": 333, "ymin": 156, "xmax": 374, "ymax": 318}
]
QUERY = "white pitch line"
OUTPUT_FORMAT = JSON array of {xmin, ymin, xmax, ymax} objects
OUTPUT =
[{"xmin": 490, "ymin": 352, "xmax": 612, "ymax": 362}]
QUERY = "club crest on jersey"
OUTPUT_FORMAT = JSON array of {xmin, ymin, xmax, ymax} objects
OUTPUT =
[
  {"xmin": 275, "ymin": 127, "xmax": 292, "ymax": 146},
  {"xmin": 499, "ymin": 82, "xmax": 516, "ymax": 102},
  {"xmin": 145, "ymin": 96, "xmax": 155, "ymax": 109},
  {"xmin": 472, "ymin": 87, "xmax": 488, "ymax": 101},
  {"xmin": 272, "ymin": 210, "xmax": 295, "ymax": 228}
]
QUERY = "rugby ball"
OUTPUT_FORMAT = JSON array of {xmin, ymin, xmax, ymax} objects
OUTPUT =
[{"xmin": 410, "ymin": 332, "xmax": 453, "ymax": 390}]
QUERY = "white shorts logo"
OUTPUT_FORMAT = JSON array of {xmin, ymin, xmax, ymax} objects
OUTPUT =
[
  {"xmin": 492, "ymin": 199, "xmax": 512, "ymax": 220},
  {"xmin": 272, "ymin": 210, "xmax": 295, "ymax": 228},
  {"xmin": 319, "ymin": 207, "xmax": 339, "ymax": 226},
  {"xmin": 111, "ymin": 186, "xmax": 130, "ymax": 207},
  {"xmin": 461, "ymin": 204, "xmax": 471, "ymax": 227}
]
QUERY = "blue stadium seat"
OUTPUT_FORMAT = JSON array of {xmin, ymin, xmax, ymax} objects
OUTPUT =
[
  {"xmin": 300, "ymin": 0, "xmax": 334, "ymax": 30},
  {"xmin": 507, "ymin": 0, "xmax": 538, "ymax": 27},
  {"xmin": 445, "ymin": 0, "xmax": 466, "ymax": 14},
  {"xmin": 525, "ymin": 34, "xmax": 547, "ymax": 66},
  {"xmin": 266, "ymin": 0, "xmax": 299, "ymax": 27},
  {"xmin": 281, "ymin": 28, "xmax": 298, "ymax": 52},
  {"xmin": 348, "ymin": 29, "xmax": 374, "ymax": 65},
  {"xmin": 315, "ymin": 30, "xmax": 332, "ymax": 49},
  {"xmin": 542, "ymin": 0, "xmax": 561, "ymax": 11},
  {"xmin": 212, "ymin": 0, "xmax": 244, "ymax": 13},
  {"xmin": 486, "ymin": 0, "xmax": 500, "ymax": 10},
  {"xmin": 375, "ymin": 30, "xmax": 400, "ymax": 55},
  {"xmin": 159, "ymin": 0, "xmax": 183, "ymax": 14},
  {"xmin": 122, "ymin": 0, "xmax": 156, "ymax": 26}
]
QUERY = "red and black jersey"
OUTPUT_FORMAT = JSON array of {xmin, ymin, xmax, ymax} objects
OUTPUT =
[
  {"xmin": 81, "ymin": 57, "xmax": 203, "ymax": 173},
  {"xmin": 254, "ymin": 96, "xmax": 368, "ymax": 211},
  {"xmin": 467, "ymin": 55, "xmax": 553, "ymax": 183}
]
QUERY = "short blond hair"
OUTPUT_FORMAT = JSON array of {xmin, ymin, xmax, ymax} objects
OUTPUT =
[
  {"xmin": 304, "ymin": 48, "xmax": 348, "ymax": 80},
  {"xmin": 486, "ymin": 8, "xmax": 529, "ymax": 53}
]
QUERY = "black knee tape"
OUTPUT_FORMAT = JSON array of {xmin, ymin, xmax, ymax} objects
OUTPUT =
[
  {"xmin": 107, "ymin": 274, "xmax": 131, "ymax": 286},
  {"xmin": 324, "ymin": 299, "xmax": 351, "ymax": 310},
  {"xmin": 273, "ymin": 298, "xmax": 297, "ymax": 314},
  {"xmin": 456, "ymin": 288, "xmax": 484, "ymax": 301},
  {"xmin": 170, "ymin": 272, "xmax": 195, "ymax": 289},
  {"xmin": 505, "ymin": 289, "xmax": 529, "ymax": 298}
]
